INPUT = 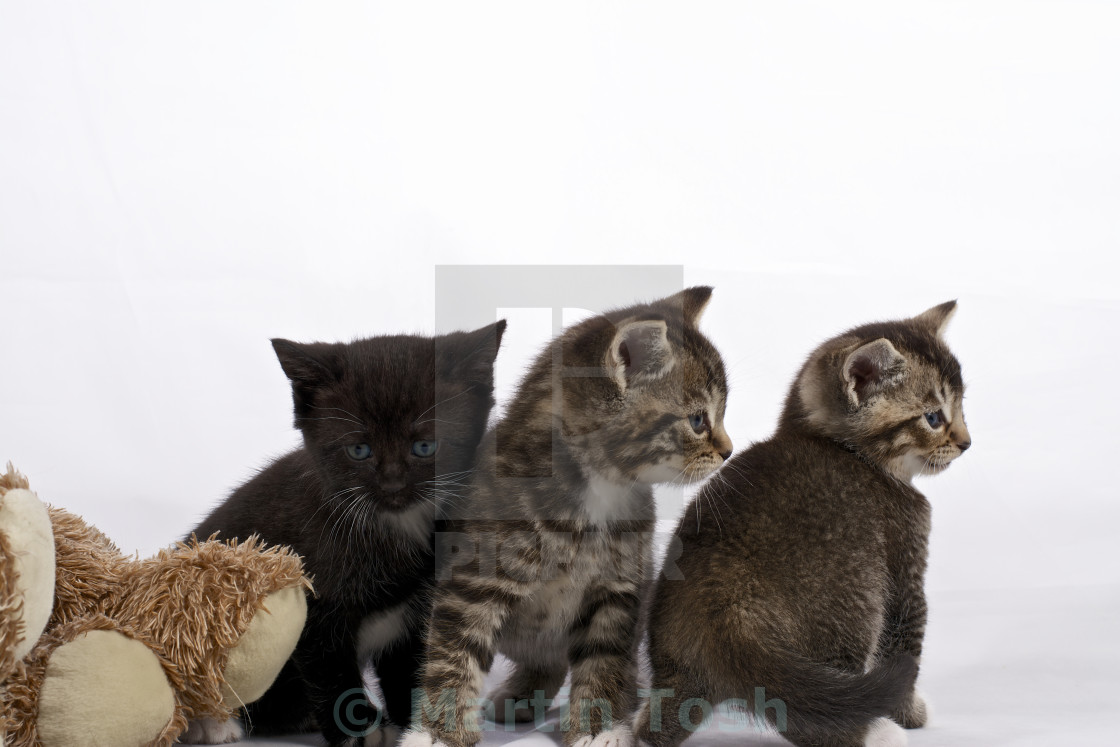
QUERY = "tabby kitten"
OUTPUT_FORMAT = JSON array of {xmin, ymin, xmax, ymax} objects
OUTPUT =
[
  {"xmin": 183, "ymin": 322, "xmax": 506, "ymax": 747},
  {"xmin": 636, "ymin": 301, "xmax": 970, "ymax": 747},
  {"xmin": 401, "ymin": 287, "xmax": 732, "ymax": 747}
]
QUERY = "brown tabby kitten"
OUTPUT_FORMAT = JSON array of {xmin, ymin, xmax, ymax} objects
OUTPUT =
[
  {"xmin": 637, "ymin": 301, "xmax": 970, "ymax": 747},
  {"xmin": 401, "ymin": 287, "xmax": 733, "ymax": 747}
]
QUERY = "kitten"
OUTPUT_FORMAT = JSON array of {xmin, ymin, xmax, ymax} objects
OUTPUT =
[
  {"xmin": 183, "ymin": 321, "xmax": 506, "ymax": 747},
  {"xmin": 636, "ymin": 301, "xmax": 970, "ymax": 747},
  {"xmin": 401, "ymin": 287, "xmax": 732, "ymax": 747}
]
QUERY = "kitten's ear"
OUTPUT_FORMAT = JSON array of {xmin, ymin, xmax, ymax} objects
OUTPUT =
[
  {"xmin": 842, "ymin": 338, "xmax": 906, "ymax": 406},
  {"xmin": 660, "ymin": 286, "xmax": 713, "ymax": 326},
  {"xmin": 271, "ymin": 339, "xmax": 343, "ymax": 389},
  {"xmin": 912, "ymin": 300, "xmax": 957, "ymax": 338},
  {"xmin": 443, "ymin": 320, "xmax": 507, "ymax": 385},
  {"xmin": 608, "ymin": 318, "xmax": 675, "ymax": 391}
]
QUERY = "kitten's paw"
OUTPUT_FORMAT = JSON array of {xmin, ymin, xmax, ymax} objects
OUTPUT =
[
  {"xmin": 864, "ymin": 717, "xmax": 908, "ymax": 747},
  {"xmin": 335, "ymin": 725, "xmax": 402, "ymax": 747},
  {"xmin": 399, "ymin": 729, "xmax": 454, "ymax": 747},
  {"xmin": 892, "ymin": 688, "xmax": 930, "ymax": 729},
  {"xmin": 359, "ymin": 724, "xmax": 402, "ymax": 747},
  {"xmin": 570, "ymin": 725, "xmax": 635, "ymax": 747},
  {"xmin": 179, "ymin": 716, "xmax": 244, "ymax": 744},
  {"xmin": 399, "ymin": 729, "xmax": 432, "ymax": 747}
]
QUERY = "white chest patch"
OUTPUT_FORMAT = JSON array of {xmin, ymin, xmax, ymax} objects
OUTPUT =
[
  {"xmin": 382, "ymin": 502, "xmax": 435, "ymax": 545},
  {"xmin": 581, "ymin": 474, "xmax": 637, "ymax": 526},
  {"xmin": 356, "ymin": 602, "xmax": 411, "ymax": 662}
]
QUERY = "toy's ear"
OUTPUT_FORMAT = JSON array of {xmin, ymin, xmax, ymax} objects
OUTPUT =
[{"xmin": 0, "ymin": 464, "xmax": 56, "ymax": 666}]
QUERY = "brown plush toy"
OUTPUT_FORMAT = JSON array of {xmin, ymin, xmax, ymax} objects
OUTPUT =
[{"xmin": 0, "ymin": 464, "xmax": 312, "ymax": 747}]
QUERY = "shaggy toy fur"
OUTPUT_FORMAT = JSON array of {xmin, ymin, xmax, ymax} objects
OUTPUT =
[{"xmin": 0, "ymin": 464, "xmax": 312, "ymax": 747}]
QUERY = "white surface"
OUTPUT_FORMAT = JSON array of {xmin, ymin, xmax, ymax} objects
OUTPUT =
[
  {"xmin": 238, "ymin": 586, "xmax": 1120, "ymax": 746},
  {"xmin": 2, "ymin": 2, "xmax": 1118, "ymax": 745}
]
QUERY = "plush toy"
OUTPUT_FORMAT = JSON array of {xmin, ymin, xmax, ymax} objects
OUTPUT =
[{"xmin": 0, "ymin": 464, "xmax": 312, "ymax": 747}]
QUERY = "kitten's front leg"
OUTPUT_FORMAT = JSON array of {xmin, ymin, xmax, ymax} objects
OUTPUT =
[
  {"xmin": 564, "ymin": 580, "xmax": 643, "ymax": 747},
  {"xmin": 373, "ymin": 622, "xmax": 427, "ymax": 730},
  {"xmin": 403, "ymin": 576, "xmax": 518, "ymax": 747},
  {"xmin": 300, "ymin": 617, "xmax": 386, "ymax": 747}
]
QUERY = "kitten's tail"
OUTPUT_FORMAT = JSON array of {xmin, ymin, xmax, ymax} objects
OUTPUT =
[{"xmin": 749, "ymin": 651, "xmax": 918, "ymax": 738}]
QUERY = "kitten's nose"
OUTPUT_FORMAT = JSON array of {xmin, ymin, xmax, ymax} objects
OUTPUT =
[
  {"xmin": 713, "ymin": 429, "xmax": 733, "ymax": 462},
  {"xmin": 956, "ymin": 440, "xmax": 971, "ymax": 452},
  {"xmin": 380, "ymin": 479, "xmax": 406, "ymax": 494}
]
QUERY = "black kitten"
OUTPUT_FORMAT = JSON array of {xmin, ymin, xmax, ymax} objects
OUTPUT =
[{"xmin": 184, "ymin": 321, "xmax": 506, "ymax": 747}]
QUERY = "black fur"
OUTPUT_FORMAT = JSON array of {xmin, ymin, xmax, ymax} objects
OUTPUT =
[{"xmin": 190, "ymin": 322, "xmax": 505, "ymax": 747}]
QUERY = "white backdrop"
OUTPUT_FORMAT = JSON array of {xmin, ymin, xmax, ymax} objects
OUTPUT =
[{"xmin": 2, "ymin": 2, "xmax": 1118, "ymax": 745}]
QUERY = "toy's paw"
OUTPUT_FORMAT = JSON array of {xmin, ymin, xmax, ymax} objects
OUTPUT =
[
  {"xmin": 0, "ymin": 482, "xmax": 56, "ymax": 662},
  {"xmin": 221, "ymin": 586, "xmax": 307, "ymax": 707},
  {"xmin": 569, "ymin": 725, "xmax": 635, "ymax": 747},
  {"xmin": 865, "ymin": 717, "xmax": 908, "ymax": 747},
  {"xmin": 179, "ymin": 716, "xmax": 245, "ymax": 744},
  {"xmin": 893, "ymin": 688, "xmax": 930, "ymax": 729},
  {"xmin": 36, "ymin": 629, "xmax": 176, "ymax": 747}
]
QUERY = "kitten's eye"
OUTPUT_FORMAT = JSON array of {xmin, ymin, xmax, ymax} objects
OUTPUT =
[
  {"xmin": 688, "ymin": 413, "xmax": 709, "ymax": 434},
  {"xmin": 924, "ymin": 411, "xmax": 945, "ymax": 429},
  {"xmin": 345, "ymin": 443, "xmax": 372, "ymax": 461},
  {"xmin": 411, "ymin": 440, "xmax": 439, "ymax": 458}
]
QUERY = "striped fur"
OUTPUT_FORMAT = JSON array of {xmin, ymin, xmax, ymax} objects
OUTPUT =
[
  {"xmin": 638, "ymin": 302, "xmax": 969, "ymax": 747},
  {"xmin": 406, "ymin": 288, "xmax": 731, "ymax": 747}
]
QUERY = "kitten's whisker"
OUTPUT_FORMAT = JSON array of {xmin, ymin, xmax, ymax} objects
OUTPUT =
[
  {"xmin": 305, "ymin": 486, "xmax": 363, "ymax": 532},
  {"xmin": 325, "ymin": 430, "xmax": 367, "ymax": 445},
  {"xmin": 346, "ymin": 497, "xmax": 371, "ymax": 556},
  {"xmin": 419, "ymin": 481, "xmax": 472, "ymax": 491},
  {"xmin": 431, "ymin": 468, "xmax": 476, "ymax": 478},
  {"xmin": 322, "ymin": 493, "xmax": 364, "ymax": 547},
  {"xmin": 335, "ymin": 495, "xmax": 366, "ymax": 549},
  {"xmin": 310, "ymin": 405, "xmax": 365, "ymax": 425},
  {"xmin": 413, "ymin": 386, "xmax": 477, "ymax": 424},
  {"xmin": 719, "ymin": 461, "xmax": 755, "ymax": 489},
  {"xmin": 706, "ymin": 491, "xmax": 724, "ymax": 535},
  {"xmin": 298, "ymin": 416, "xmax": 365, "ymax": 427},
  {"xmin": 420, "ymin": 474, "xmax": 475, "ymax": 483}
]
